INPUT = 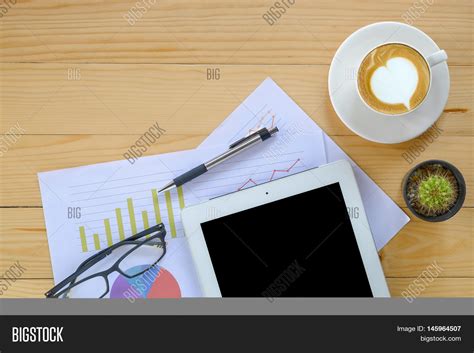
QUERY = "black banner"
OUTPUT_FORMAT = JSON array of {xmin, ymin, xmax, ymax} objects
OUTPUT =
[{"xmin": 0, "ymin": 315, "xmax": 472, "ymax": 352}]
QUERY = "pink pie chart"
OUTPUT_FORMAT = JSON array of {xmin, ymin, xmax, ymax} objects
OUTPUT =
[{"xmin": 110, "ymin": 264, "xmax": 181, "ymax": 299}]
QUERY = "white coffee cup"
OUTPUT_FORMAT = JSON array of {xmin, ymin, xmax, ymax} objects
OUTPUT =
[{"xmin": 356, "ymin": 42, "xmax": 448, "ymax": 117}]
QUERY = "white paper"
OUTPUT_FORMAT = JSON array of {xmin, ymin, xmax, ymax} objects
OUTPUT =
[{"xmin": 199, "ymin": 78, "xmax": 410, "ymax": 250}]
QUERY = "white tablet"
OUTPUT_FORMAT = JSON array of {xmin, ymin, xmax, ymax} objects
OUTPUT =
[{"xmin": 182, "ymin": 160, "xmax": 390, "ymax": 297}]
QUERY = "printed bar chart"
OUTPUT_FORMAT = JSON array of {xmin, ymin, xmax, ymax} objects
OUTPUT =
[{"xmin": 78, "ymin": 186, "xmax": 185, "ymax": 252}]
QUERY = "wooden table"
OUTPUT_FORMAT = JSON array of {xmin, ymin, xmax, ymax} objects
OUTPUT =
[{"xmin": 0, "ymin": 0, "xmax": 472, "ymax": 298}]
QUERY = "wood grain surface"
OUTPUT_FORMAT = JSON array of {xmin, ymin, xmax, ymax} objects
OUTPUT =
[{"xmin": 0, "ymin": 0, "xmax": 472, "ymax": 298}]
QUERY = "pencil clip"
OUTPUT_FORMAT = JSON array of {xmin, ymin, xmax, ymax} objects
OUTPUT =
[{"xmin": 229, "ymin": 127, "xmax": 267, "ymax": 149}]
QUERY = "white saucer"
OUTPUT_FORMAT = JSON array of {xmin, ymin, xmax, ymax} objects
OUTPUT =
[{"xmin": 328, "ymin": 22, "xmax": 450, "ymax": 144}]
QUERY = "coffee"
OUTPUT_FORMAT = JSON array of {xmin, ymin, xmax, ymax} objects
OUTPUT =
[{"xmin": 357, "ymin": 43, "xmax": 430, "ymax": 115}]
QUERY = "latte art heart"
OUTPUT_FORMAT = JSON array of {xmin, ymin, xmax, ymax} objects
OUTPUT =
[
  {"xmin": 357, "ymin": 43, "xmax": 431, "ymax": 115},
  {"xmin": 370, "ymin": 57, "xmax": 418, "ymax": 110}
]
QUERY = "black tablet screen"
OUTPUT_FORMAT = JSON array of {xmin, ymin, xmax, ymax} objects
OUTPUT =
[{"xmin": 200, "ymin": 183, "xmax": 373, "ymax": 297}]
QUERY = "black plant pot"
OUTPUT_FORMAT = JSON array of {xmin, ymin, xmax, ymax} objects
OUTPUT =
[{"xmin": 402, "ymin": 160, "xmax": 466, "ymax": 222}]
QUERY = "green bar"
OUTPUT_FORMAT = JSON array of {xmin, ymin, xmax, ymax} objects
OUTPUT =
[
  {"xmin": 104, "ymin": 219, "xmax": 113, "ymax": 246},
  {"xmin": 93, "ymin": 233, "xmax": 100, "ymax": 250},
  {"xmin": 152, "ymin": 189, "xmax": 162, "ymax": 223},
  {"xmin": 127, "ymin": 198, "xmax": 137, "ymax": 235},
  {"xmin": 177, "ymin": 186, "xmax": 185, "ymax": 209},
  {"xmin": 79, "ymin": 226, "xmax": 88, "ymax": 252},
  {"xmin": 142, "ymin": 211, "xmax": 150, "ymax": 238},
  {"xmin": 165, "ymin": 190, "xmax": 176, "ymax": 237},
  {"xmin": 115, "ymin": 208, "xmax": 125, "ymax": 240}
]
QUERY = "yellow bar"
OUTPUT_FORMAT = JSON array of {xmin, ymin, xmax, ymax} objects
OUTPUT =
[
  {"xmin": 127, "ymin": 198, "xmax": 137, "ymax": 235},
  {"xmin": 177, "ymin": 186, "xmax": 185, "ymax": 209},
  {"xmin": 93, "ymin": 233, "xmax": 100, "ymax": 250},
  {"xmin": 79, "ymin": 226, "xmax": 88, "ymax": 252},
  {"xmin": 104, "ymin": 219, "xmax": 113, "ymax": 246},
  {"xmin": 152, "ymin": 189, "xmax": 162, "ymax": 223},
  {"xmin": 142, "ymin": 211, "xmax": 150, "ymax": 238},
  {"xmin": 142, "ymin": 210, "xmax": 150, "ymax": 228},
  {"xmin": 165, "ymin": 190, "xmax": 176, "ymax": 237},
  {"xmin": 115, "ymin": 208, "xmax": 125, "ymax": 240}
]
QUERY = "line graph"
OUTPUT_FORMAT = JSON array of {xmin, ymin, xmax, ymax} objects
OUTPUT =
[
  {"xmin": 228, "ymin": 105, "xmax": 280, "ymax": 143},
  {"xmin": 248, "ymin": 110, "xmax": 276, "ymax": 135},
  {"xmin": 269, "ymin": 158, "xmax": 300, "ymax": 181},
  {"xmin": 238, "ymin": 178, "xmax": 257, "ymax": 191},
  {"xmin": 237, "ymin": 158, "xmax": 301, "ymax": 191}
]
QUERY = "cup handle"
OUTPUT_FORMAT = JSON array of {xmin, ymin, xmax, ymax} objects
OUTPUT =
[{"xmin": 426, "ymin": 50, "xmax": 448, "ymax": 67}]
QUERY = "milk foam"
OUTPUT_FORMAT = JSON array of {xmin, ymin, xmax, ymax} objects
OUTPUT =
[{"xmin": 370, "ymin": 57, "xmax": 419, "ymax": 110}]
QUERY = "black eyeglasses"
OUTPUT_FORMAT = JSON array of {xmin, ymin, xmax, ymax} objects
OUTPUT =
[{"xmin": 45, "ymin": 223, "xmax": 167, "ymax": 298}]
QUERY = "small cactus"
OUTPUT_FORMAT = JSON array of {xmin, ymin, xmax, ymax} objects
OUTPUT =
[
  {"xmin": 417, "ymin": 174, "xmax": 456, "ymax": 215},
  {"xmin": 406, "ymin": 164, "xmax": 459, "ymax": 218}
]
